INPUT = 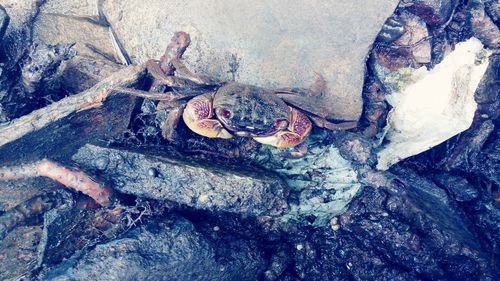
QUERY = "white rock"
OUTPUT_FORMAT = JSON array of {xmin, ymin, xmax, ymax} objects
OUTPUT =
[{"xmin": 377, "ymin": 38, "xmax": 490, "ymax": 170}]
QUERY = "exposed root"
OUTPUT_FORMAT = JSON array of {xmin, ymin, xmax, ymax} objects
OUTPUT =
[{"xmin": 0, "ymin": 159, "xmax": 112, "ymax": 207}]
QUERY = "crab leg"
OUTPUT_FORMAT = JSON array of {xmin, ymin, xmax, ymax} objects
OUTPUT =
[
  {"xmin": 253, "ymin": 107, "xmax": 312, "ymax": 148},
  {"xmin": 182, "ymin": 93, "xmax": 232, "ymax": 139}
]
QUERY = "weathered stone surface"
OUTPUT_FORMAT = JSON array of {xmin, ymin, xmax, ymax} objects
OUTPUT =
[
  {"xmin": 72, "ymin": 144, "xmax": 288, "ymax": 216},
  {"xmin": 102, "ymin": 0, "xmax": 399, "ymax": 121},
  {"xmin": 0, "ymin": 0, "xmax": 38, "ymax": 63},
  {"xmin": 43, "ymin": 217, "xmax": 265, "ymax": 281},
  {"xmin": 30, "ymin": 0, "xmax": 123, "ymax": 92},
  {"xmin": 0, "ymin": 226, "xmax": 42, "ymax": 280},
  {"xmin": 33, "ymin": 13, "xmax": 121, "ymax": 64},
  {"xmin": 0, "ymin": 179, "xmax": 53, "ymax": 211},
  {"xmin": 40, "ymin": 0, "xmax": 96, "ymax": 18},
  {"xmin": 470, "ymin": 2, "xmax": 500, "ymax": 49},
  {"xmin": 0, "ymin": 5, "xmax": 9, "ymax": 42},
  {"xmin": 405, "ymin": 0, "xmax": 458, "ymax": 27}
]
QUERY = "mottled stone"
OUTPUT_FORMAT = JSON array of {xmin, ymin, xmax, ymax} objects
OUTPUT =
[
  {"xmin": 405, "ymin": 0, "xmax": 458, "ymax": 27},
  {"xmin": 102, "ymin": 0, "xmax": 399, "ymax": 121},
  {"xmin": 0, "ymin": 5, "xmax": 9, "ymax": 42},
  {"xmin": 0, "ymin": 226, "xmax": 42, "ymax": 280},
  {"xmin": 72, "ymin": 144, "xmax": 288, "ymax": 216},
  {"xmin": 43, "ymin": 217, "xmax": 265, "ymax": 281}
]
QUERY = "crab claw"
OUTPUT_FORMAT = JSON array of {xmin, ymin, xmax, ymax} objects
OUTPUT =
[
  {"xmin": 253, "ymin": 107, "xmax": 312, "ymax": 148},
  {"xmin": 182, "ymin": 93, "xmax": 233, "ymax": 139}
]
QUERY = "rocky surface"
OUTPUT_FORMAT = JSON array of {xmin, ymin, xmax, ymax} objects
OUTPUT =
[
  {"xmin": 0, "ymin": 1, "xmax": 499, "ymax": 280},
  {"xmin": 101, "ymin": 0, "xmax": 400, "ymax": 121},
  {"xmin": 0, "ymin": 226, "xmax": 42, "ymax": 280},
  {"xmin": 43, "ymin": 216, "xmax": 266, "ymax": 281},
  {"xmin": 72, "ymin": 144, "xmax": 289, "ymax": 216}
]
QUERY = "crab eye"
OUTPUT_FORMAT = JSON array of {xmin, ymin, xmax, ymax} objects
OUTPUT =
[
  {"xmin": 274, "ymin": 119, "xmax": 288, "ymax": 130},
  {"xmin": 220, "ymin": 108, "xmax": 232, "ymax": 119}
]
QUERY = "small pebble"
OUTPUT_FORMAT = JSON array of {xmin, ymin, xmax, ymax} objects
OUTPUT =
[
  {"xmin": 296, "ymin": 244, "xmax": 304, "ymax": 251},
  {"xmin": 147, "ymin": 167, "xmax": 158, "ymax": 177},
  {"xmin": 330, "ymin": 217, "xmax": 340, "ymax": 231},
  {"xmin": 93, "ymin": 157, "xmax": 109, "ymax": 170}
]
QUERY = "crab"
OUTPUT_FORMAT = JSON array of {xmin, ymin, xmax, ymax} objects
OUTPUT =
[{"xmin": 120, "ymin": 32, "xmax": 358, "ymax": 151}]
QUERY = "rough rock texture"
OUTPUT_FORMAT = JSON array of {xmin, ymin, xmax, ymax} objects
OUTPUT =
[
  {"xmin": 72, "ymin": 144, "xmax": 288, "ymax": 216},
  {"xmin": 0, "ymin": 178, "xmax": 54, "ymax": 211},
  {"xmin": 289, "ymin": 167, "xmax": 498, "ymax": 280},
  {"xmin": 32, "ymin": 1, "xmax": 124, "ymax": 93},
  {"xmin": 0, "ymin": 0, "xmax": 40, "ymax": 64},
  {"xmin": 405, "ymin": 0, "xmax": 458, "ymax": 27},
  {"xmin": 0, "ymin": 5, "xmax": 9, "ymax": 42},
  {"xmin": 0, "ymin": 226, "xmax": 42, "ymax": 280},
  {"xmin": 43, "ymin": 217, "xmax": 265, "ymax": 281},
  {"xmin": 102, "ymin": 0, "xmax": 399, "ymax": 121}
]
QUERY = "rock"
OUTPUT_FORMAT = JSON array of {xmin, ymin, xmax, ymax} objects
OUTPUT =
[
  {"xmin": 470, "ymin": 2, "xmax": 500, "ymax": 49},
  {"xmin": 377, "ymin": 38, "xmax": 490, "ymax": 170},
  {"xmin": 405, "ymin": 0, "xmax": 458, "ymax": 27},
  {"xmin": 32, "ymin": 10, "xmax": 124, "ymax": 91},
  {"xmin": 0, "ymin": 178, "xmax": 54, "ymax": 211},
  {"xmin": 43, "ymin": 217, "xmax": 265, "ymax": 281},
  {"xmin": 36, "ymin": 200, "xmax": 129, "ymax": 268},
  {"xmin": 484, "ymin": 0, "xmax": 500, "ymax": 27},
  {"xmin": 343, "ymin": 167, "xmax": 491, "ymax": 279},
  {"xmin": 102, "ymin": 0, "xmax": 400, "ymax": 121},
  {"xmin": 0, "ymin": 4, "xmax": 9, "ymax": 43},
  {"xmin": 72, "ymin": 144, "xmax": 288, "ymax": 216},
  {"xmin": 0, "ymin": 0, "xmax": 40, "ymax": 64},
  {"xmin": 376, "ymin": 13, "xmax": 406, "ymax": 43},
  {"xmin": 33, "ymin": 13, "xmax": 122, "ymax": 64},
  {"xmin": 0, "ymin": 226, "xmax": 42, "ymax": 280},
  {"xmin": 289, "ymin": 166, "xmax": 496, "ymax": 280},
  {"xmin": 20, "ymin": 43, "xmax": 76, "ymax": 93},
  {"xmin": 432, "ymin": 174, "xmax": 479, "ymax": 202}
]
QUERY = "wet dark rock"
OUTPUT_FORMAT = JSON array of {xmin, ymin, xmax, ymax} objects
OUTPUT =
[
  {"xmin": 21, "ymin": 43, "xmax": 76, "ymax": 93},
  {"xmin": 0, "ymin": 5, "xmax": 9, "ymax": 43},
  {"xmin": 43, "ymin": 216, "xmax": 265, "ymax": 281},
  {"xmin": 442, "ymin": 120, "xmax": 495, "ymax": 173},
  {"xmin": 484, "ymin": 0, "xmax": 500, "ymax": 27},
  {"xmin": 342, "ymin": 173, "xmax": 493, "ymax": 279},
  {"xmin": 0, "ymin": 226, "xmax": 42, "ymax": 280},
  {"xmin": 475, "ymin": 53, "xmax": 500, "ymax": 115},
  {"xmin": 262, "ymin": 247, "xmax": 291, "ymax": 281},
  {"xmin": 0, "ymin": 178, "xmax": 54, "ymax": 211},
  {"xmin": 0, "ymin": 191, "xmax": 69, "ymax": 240},
  {"xmin": 470, "ymin": 2, "xmax": 500, "ymax": 49},
  {"xmin": 335, "ymin": 133, "xmax": 376, "ymax": 167},
  {"xmin": 433, "ymin": 173, "xmax": 479, "ymax": 202},
  {"xmin": 404, "ymin": 0, "xmax": 458, "ymax": 27},
  {"xmin": 72, "ymin": 144, "xmax": 288, "ymax": 216},
  {"xmin": 36, "ymin": 202, "xmax": 123, "ymax": 268},
  {"xmin": 445, "ymin": 3, "xmax": 473, "ymax": 46}
]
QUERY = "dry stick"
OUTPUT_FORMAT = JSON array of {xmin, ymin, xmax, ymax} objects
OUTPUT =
[{"xmin": 0, "ymin": 64, "xmax": 146, "ymax": 148}]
